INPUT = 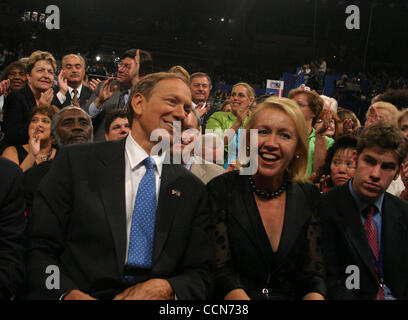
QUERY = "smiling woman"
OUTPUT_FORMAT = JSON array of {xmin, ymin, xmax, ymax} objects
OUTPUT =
[
  {"xmin": 208, "ymin": 97, "xmax": 327, "ymax": 300},
  {"xmin": 206, "ymin": 82, "xmax": 255, "ymax": 168},
  {"xmin": 1, "ymin": 104, "xmax": 58, "ymax": 172},
  {"xmin": 2, "ymin": 51, "xmax": 57, "ymax": 146}
]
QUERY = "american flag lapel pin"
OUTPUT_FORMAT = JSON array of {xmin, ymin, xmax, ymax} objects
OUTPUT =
[{"xmin": 171, "ymin": 189, "xmax": 181, "ymax": 197}]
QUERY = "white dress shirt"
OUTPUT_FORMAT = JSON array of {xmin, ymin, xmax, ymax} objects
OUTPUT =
[
  {"xmin": 124, "ymin": 134, "xmax": 166, "ymax": 263},
  {"xmin": 56, "ymin": 84, "xmax": 83, "ymax": 105}
]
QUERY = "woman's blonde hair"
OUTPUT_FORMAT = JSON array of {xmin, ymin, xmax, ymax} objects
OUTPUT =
[
  {"xmin": 232, "ymin": 82, "xmax": 255, "ymax": 101},
  {"xmin": 397, "ymin": 109, "xmax": 408, "ymax": 130},
  {"xmin": 240, "ymin": 97, "xmax": 309, "ymax": 182},
  {"xmin": 26, "ymin": 50, "xmax": 57, "ymax": 74}
]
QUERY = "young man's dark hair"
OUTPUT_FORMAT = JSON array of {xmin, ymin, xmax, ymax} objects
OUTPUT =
[{"xmin": 357, "ymin": 121, "xmax": 408, "ymax": 165}]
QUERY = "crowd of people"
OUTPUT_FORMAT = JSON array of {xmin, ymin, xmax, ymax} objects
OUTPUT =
[{"xmin": 0, "ymin": 47, "xmax": 408, "ymax": 301}]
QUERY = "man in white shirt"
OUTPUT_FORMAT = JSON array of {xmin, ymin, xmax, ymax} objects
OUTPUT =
[
  {"xmin": 52, "ymin": 54, "xmax": 92, "ymax": 109},
  {"xmin": 26, "ymin": 72, "xmax": 214, "ymax": 300}
]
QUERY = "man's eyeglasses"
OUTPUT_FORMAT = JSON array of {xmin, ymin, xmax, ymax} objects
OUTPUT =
[{"xmin": 117, "ymin": 62, "xmax": 132, "ymax": 71}]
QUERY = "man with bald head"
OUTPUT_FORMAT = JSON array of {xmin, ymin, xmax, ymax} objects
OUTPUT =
[
  {"xmin": 23, "ymin": 106, "xmax": 93, "ymax": 216},
  {"xmin": 26, "ymin": 73, "xmax": 214, "ymax": 300}
]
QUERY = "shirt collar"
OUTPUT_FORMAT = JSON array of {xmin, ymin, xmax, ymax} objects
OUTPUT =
[
  {"xmin": 309, "ymin": 128, "xmax": 315, "ymax": 139},
  {"xmin": 348, "ymin": 179, "xmax": 384, "ymax": 215},
  {"xmin": 125, "ymin": 134, "xmax": 165, "ymax": 175},
  {"xmin": 68, "ymin": 84, "xmax": 82, "ymax": 96}
]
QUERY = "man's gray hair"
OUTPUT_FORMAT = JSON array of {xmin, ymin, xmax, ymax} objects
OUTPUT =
[
  {"xmin": 51, "ymin": 106, "xmax": 93, "ymax": 146},
  {"xmin": 62, "ymin": 54, "xmax": 86, "ymax": 68}
]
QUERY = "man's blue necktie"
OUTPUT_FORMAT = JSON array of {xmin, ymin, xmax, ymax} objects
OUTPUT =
[{"xmin": 126, "ymin": 157, "xmax": 157, "ymax": 269}]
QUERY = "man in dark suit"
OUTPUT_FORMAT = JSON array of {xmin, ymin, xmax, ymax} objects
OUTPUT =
[
  {"xmin": 26, "ymin": 72, "xmax": 214, "ymax": 300},
  {"xmin": 319, "ymin": 121, "xmax": 408, "ymax": 299},
  {"xmin": 83, "ymin": 49, "xmax": 140, "ymax": 142},
  {"xmin": 0, "ymin": 157, "xmax": 26, "ymax": 299},
  {"xmin": 23, "ymin": 106, "xmax": 93, "ymax": 216},
  {"xmin": 52, "ymin": 54, "xmax": 92, "ymax": 109}
]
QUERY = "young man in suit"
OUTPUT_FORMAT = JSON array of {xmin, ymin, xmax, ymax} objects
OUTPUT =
[
  {"xmin": 319, "ymin": 121, "xmax": 408, "ymax": 299},
  {"xmin": 53, "ymin": 54, "xmax": 92, "ymax": 109},
  {"xmin": 26, "ymin": 72, "xmax": 214, "ymax": 300},
  {"xmin": 104, "ymin": 109, "xmax": 130, "ymax": 141},
  {"xmin": 83, "ymin": 49, "xmax": 140, "ymax": 141}
]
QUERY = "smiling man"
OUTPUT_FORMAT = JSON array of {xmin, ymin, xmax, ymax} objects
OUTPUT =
[
  {"xmin": 319, "ymin": 121, "xmax": 408, "ymax": 300},
  {"xmin": 26, "ymin": 72, "xmax": 214, "ymax": 300},
  {"xmin": 83, "ymin": 49, "xmax": 140, "ymax": 141}
]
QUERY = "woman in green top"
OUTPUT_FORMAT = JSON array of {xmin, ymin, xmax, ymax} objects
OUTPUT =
[
  {"xmin": 288, "ymin": 88, "xmax": 334, "ymax": 177},
  {"xmin": 206, "ymin": 82, "xmax": 255, "ymax": 167}
]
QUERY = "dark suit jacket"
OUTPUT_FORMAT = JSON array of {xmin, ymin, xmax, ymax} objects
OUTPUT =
[
  {"xmin": 207, "ymin": 171, "xmax": 326, "ymax": 299},
  {"xmin": 0, "ymin": 157, "xmax": 27, "ymax": 299},
  {"xmin": 26, "ymin": 140, "xmax": 214, "ymax": 300},
  {"xmin": 82, "ymin": 80, "xmax": 122, "ymax": 142},
  {"xmin": 319, "ymin": 183, "xmax": 408, "ymax": 299},
  {"xmin": 52, "ymin": 85, "xmax": 92, "ymax": 109},
  {"xmin": 3, "ymin": 85, "xmax": 36, "ymax": 146},
  {"xmin": 23, "ymin": 160, "xmax": 54, "ymax": 218}
]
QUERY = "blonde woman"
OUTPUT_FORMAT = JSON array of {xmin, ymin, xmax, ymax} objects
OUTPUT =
[{"xmin": 208, "ymin": 98, "xmax": 326, "ymax": 300}]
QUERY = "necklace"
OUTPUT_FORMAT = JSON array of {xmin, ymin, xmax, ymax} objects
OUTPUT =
[
  {"xmin": 36, "ymin": 149, "xmax": 53, "ymax": 161},
  {"xmin": 248, "ymin": 175, "xmax": 289, "ymax": 200}
]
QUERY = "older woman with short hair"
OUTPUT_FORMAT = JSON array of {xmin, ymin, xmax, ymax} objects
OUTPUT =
[
  {"xmin": 3, "ymin": 50, "xmax": 56, "ymax": 146},
  {"xmin": 208, "ymin": 97, "xmax": 326, "ymax": 300}
]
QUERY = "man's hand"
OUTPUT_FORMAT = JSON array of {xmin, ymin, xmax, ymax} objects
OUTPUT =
[
  {"xmin": 89, "ymin": 78, "xmax": 101, "ymax": 91},
  {"xmin": 365, "ymin": 106, "xmax": 379, "ymax": 127},
  {"xmin": 113, "ymin": 278, "xmax": 175, "ymax": 300},
  {"xmin": 63, "ymin": 289, "xmax": 97, "ymax": 300},
  {"xmin": 57, "ymin": 70, "xmax": 68, "ymax": 96},
  {"xmin": 132, "ymin": 49, "xmax": 140, "ymax": 86},
  {"xmin": 400, "ymin": 161, "xmax": 408, "ymax": 190},
  {"xmin": 0, "ymin": 79, "xmax": 10, "ymax": 95},
  {"xmin": 315, "ymin": 110, "xmax": 331, "ymax": 135},
  {"xmin": 196, "ymin": 102, "xmax": 210, "ymax": 118},
  {"xmin": 94, "ymin": 77, "xmax": 117, "ymax": 108},
  {"xmin": 39, "ymin": 88, "xmax": 54, "ymax": 106}
]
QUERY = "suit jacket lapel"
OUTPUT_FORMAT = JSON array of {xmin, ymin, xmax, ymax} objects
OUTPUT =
[
  {"xmin": 239, "ymin": 177, "xmax": 268, "ymax": 252},
  {"xmin": 97, "ymin": 140, "xmax": 127, "ymax": 276},
  {"xmin": 382, "ymin": 195, "xmax": 406, "ymax": 285},
  {"xmin": 340, "ymin": 184, "xmax": 378, "ymax": 281},
  {"xmin": 152, "ymin": 164, "xmax": 181, "ymax": 265},
  {"xmin": 277, "ymin": 183, "xmax": 311, "ymax": 260}
]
